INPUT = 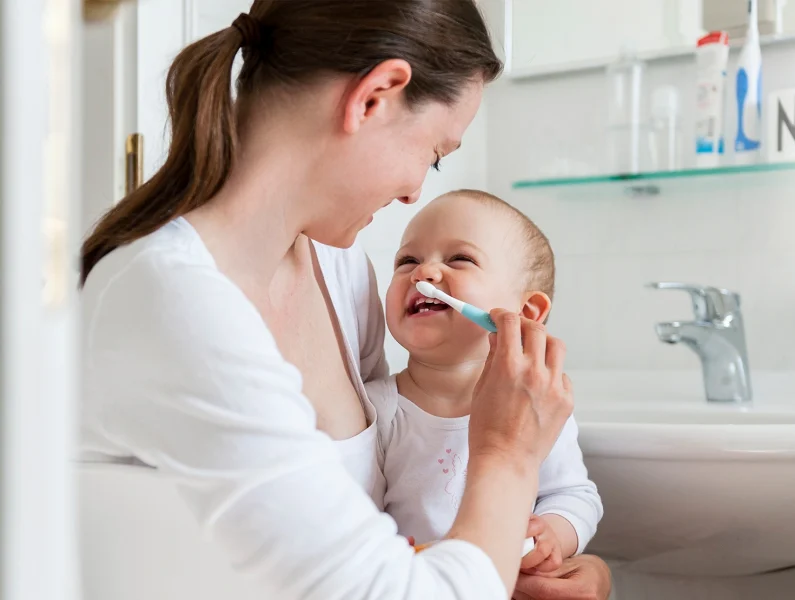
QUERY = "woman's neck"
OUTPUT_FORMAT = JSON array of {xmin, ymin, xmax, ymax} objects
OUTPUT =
[
  {"xmin": 187, "ymin": 127, "xmax": 315, "ymax": 290},
  {"xmin": 396, "ymin": 356, "xmax": 485, "ymax": 418}
]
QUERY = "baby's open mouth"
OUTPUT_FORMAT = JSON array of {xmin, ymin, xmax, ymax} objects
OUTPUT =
[{"xmin": 408, "ymin": 297, "xmax": 451, "ymax": 316}]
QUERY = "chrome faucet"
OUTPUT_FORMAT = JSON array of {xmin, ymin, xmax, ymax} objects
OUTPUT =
[{"xmin": 647, "ymin": 282, "xmax": 752, "ymax": 403}]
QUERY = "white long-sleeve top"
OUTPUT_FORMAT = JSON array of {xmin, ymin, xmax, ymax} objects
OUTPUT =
[
  {"xmin": 366, "ymin": 376, "xmax": 603, "ymax": 553},
  {"xmin": 80, "ymin": 218, "xmax": 506, "ymax": 600}
]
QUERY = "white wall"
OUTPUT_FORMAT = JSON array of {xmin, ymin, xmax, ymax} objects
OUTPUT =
[
  {"xmin": 360, "ymin": 3, "xmax": 795, "ymax": 374},
  {"xmin": 485, "ymin": 43, "xmax": 795, "ymax": 371}
]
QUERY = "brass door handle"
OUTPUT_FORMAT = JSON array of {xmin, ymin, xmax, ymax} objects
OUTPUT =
[
  {"xmin": 125, "ymin": 133, "xmax": 143, "ymax": 195},
  {"xmin": 84, "ymin": 0, "xmax": 135, "ymax": 22}
]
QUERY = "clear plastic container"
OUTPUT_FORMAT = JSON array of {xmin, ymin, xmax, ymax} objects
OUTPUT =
[
  {"xmin": 606, "ymin": 50, "xmax": 648, "ymax": 174},
  {"xmin": 648, "ymin": 86, "xmax": 683, "ymax": 171}
]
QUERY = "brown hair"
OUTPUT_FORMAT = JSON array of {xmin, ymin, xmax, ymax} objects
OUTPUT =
[
  {"xmin": 440, "ymin": 189, "xmax": 556, "ymax": 300},
  {"xmin": 80, "ymin": 0, "xmax": 502, "ymax": 284}
]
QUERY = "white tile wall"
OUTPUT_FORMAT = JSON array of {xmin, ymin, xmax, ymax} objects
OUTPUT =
[
  {"xmin": 355, "ymin": 6, "xmax": 795, "ymax": 373},
  {"xmin": 485, "ymin": 43, "xmax": 795, "ymax": 371}
]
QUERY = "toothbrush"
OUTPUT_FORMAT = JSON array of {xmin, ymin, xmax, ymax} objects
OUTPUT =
[{"xmin": 415, "ymin": 282, "xmax": 497, "ymax": 333}]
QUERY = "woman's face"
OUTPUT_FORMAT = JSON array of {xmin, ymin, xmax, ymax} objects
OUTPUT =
[{"xmin": 304, "ymin": 77, "xmax": 484, "ymax": 248}]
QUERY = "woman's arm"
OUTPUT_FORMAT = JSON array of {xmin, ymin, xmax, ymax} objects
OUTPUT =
[{"xmin": 85, "ymin": 257, "xmax": 506, "ymax": 600}]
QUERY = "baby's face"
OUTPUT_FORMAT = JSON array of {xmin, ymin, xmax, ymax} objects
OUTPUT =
[{"xmin": 385, "ymin": 195, "xmax": 528, "ymax": 363}]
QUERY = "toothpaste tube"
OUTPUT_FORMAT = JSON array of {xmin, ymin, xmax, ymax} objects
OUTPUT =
[{"xmin": 695, "ymin": 31, "xmax": 730, "ymax": 168}]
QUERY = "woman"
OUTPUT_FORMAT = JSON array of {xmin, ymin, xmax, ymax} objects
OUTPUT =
[{"xmin": 80, "ymin": 1, "xmax": 609, "ymax": 598}]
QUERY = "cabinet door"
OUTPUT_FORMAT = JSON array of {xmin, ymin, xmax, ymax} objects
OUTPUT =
[
  {"xmin": 509, "ymin": 0, "xmax": 703, "ymax": 75},
  {"xmin": 81, "ymin": 0, "xmax": 251, "ymax": 232}
]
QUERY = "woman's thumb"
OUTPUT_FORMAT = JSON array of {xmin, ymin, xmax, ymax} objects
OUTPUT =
[{"xmin": 474, "ymin": 333, "xmax": 497, "ymax": 395}]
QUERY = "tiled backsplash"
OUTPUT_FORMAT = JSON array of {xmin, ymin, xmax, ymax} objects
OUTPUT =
[
  {"xmin": 359, "ymin": 41, "xmax": 795, "ymax": 373},
  {"xmin": 486, "ymin": 43, "xmax": 795, "ymax": 371}
]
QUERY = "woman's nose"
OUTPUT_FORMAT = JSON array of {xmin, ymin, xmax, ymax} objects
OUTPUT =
[
  {"xmin": 411, "ymin": 262, "xmax": 442, "ymax": 284},
  {"xmin": 398, "ymin": 187, "xmax": 422, "ymax": 205}
]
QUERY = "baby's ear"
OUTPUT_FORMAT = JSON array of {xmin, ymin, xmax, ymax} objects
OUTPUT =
[{"xmin": 521, "ymin": 291, "xmax": 552, "ymax": 323}]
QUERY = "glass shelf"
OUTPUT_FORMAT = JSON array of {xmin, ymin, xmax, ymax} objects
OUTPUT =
[{"xmin": 512, "ymin": 162, "xmax": 795, "ymax": 196}]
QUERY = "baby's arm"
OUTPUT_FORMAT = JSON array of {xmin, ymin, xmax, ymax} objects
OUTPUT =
[{"xmin": 534, "ymin": 416, "xmax": 603, "ymax": 556}]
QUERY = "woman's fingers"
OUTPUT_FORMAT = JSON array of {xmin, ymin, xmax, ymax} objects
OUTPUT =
[
  {"xmin": 562, "ymin": 373, "xmax": 572, "ymax": 393},
  {"xmin": 473, "ymin": 332, "xmax": 497, "ymax": 398},
  {"xmin": 521, "ymin": 318, "xmax": 547, "ymax": 366},
  {"xmin": 490, "ymin": 309, "xmax": 522, "ymax": 359},
  {"xmin": 520, "ymin": 557, "xmax": 582, "ymax": 580},
  {"xmin": 545, "ymin": 336, "xmax": 566, "ymax": 377},
  {"xmin": 527, "ymin": 551, "xmax": 563, "ymax": 574},
  {"xmin": 514, "ymin": 573, "xmax": 589, "ymax": 600}
]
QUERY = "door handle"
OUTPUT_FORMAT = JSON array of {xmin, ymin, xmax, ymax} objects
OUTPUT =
[
  {"xmin": 125, "ymin": 133, "xmax": 143, "ymax": 195},
  {"xmin": 84, "ymin": 0, "xmax": 135, "ymax": 22}
]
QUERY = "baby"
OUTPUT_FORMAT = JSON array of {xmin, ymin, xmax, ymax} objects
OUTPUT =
[{"xmin": 366, "ymin": 189, "xmax": 603, "ymax": 572}]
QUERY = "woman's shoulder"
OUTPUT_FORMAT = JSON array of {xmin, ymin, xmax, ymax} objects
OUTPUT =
[
  {"xmin": 80, "ymin": 221, "xmax": 312, "ymax": 459},
  {"xmin": 83, "ymin": 218, "xmax": 217, "ymax": 296},
  {"xmin": 82, "ymin": 218, "xmax": 275, "ymax": 362}
]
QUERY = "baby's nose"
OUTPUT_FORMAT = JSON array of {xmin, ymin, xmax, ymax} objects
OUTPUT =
[{"xmin": 411, "ymin": 262, "xmax": 442, "ymax": 284}]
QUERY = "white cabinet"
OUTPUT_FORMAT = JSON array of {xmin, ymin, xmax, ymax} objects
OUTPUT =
[{"xmin": 507, "ymin": 0, "xmax": 703, "ymax": 76}]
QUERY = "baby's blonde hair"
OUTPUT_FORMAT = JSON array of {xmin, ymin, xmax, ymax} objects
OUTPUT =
[{"xmin": 437, "ymin": 189, "xmax": 555, "ymax": 299}]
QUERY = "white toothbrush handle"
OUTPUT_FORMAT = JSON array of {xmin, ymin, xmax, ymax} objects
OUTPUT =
[{"xmin": 431, "ymin": 288, "xmax": 465, "ymax": 313}]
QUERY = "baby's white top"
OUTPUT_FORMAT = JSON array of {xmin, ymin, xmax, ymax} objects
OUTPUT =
[
  {"xmin": 366, "ymin": 375, "xmax": 603, "ymax": 552},
  {"xmin": 80, "ymin": 217, "xmax": 506, "ymax": 600}
]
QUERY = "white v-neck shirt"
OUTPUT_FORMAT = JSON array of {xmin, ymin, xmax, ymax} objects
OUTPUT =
[{"xmin": 80, "ymin": 218, "xmax": 506, "ymax": 600}]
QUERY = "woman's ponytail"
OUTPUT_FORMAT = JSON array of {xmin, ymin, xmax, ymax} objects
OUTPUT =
[{"xmin": 80, "ymin": 25, "xmax": 243, "ymax": 284}]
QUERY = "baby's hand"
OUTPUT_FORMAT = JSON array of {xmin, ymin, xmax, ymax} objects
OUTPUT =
[{"xmin": 519, "ymin": 515, "xmax": 563, "ymax": 574}]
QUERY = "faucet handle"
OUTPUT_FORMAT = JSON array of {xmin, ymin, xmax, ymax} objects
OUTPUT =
[{"xmin": 646, "ymin": 282, "xmax": 741, "ymax": 321}]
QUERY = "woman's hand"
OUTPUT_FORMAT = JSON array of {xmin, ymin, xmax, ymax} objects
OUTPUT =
[
  {"xmin": 512, "ymin": 555, "xmax": 612, "ymax": 600},
  {"xmin": 447, "ymin": 309, "xmax": 574, "ymax": 594},
  {"xmin": 469, "ymin": 310, "xmax": 573, "ymax": 470}
]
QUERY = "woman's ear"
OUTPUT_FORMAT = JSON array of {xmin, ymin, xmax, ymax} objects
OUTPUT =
[
  {"xmin": 521, "ymin": 291, "xmax": 552, "ymax": 323},
  {"xmin": 343, "ymin": 59, "xmax": 412, "ymax": 134}
]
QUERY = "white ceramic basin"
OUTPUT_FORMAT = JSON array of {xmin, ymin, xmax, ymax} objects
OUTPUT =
[{"xmin": 571, "ymin": 370, "xmax": 795, "ymax": 577}]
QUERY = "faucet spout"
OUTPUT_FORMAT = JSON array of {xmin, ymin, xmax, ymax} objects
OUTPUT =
[
  {"xmin": 649, "ymin": 283, "xmax": 752, "ymax": 404},
  {"xmin": 655, "ymin": 321, "xmax": 683, "ymax": 344}
]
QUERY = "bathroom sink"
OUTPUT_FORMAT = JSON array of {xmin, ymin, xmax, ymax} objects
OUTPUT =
[{"xmin": 571, "ymin": 370, "xmax": 795, "ymax": 577}]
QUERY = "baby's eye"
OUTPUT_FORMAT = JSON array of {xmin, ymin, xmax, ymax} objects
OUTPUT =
[
  {"xmin": 449, "ymin": 255, "xmax": 476, "ymax": 265},
  {"xmin": 395, "ymin": 256, "xmax": 419, "ymax": 269}
]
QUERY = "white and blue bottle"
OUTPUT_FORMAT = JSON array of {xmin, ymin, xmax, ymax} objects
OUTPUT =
[{"xmin": 735, "ymin": 0, "xmax": 763, "ymax": 164}]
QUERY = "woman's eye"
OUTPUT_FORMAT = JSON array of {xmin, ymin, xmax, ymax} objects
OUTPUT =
[{"xmin": 431, "ymin": 156, "xmax": 442, "ymax": 172}]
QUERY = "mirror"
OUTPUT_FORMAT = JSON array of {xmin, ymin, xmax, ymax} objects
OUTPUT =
[{"xmin": 507, "ymin": 0, "xmax": 795, "ymax": 77}]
